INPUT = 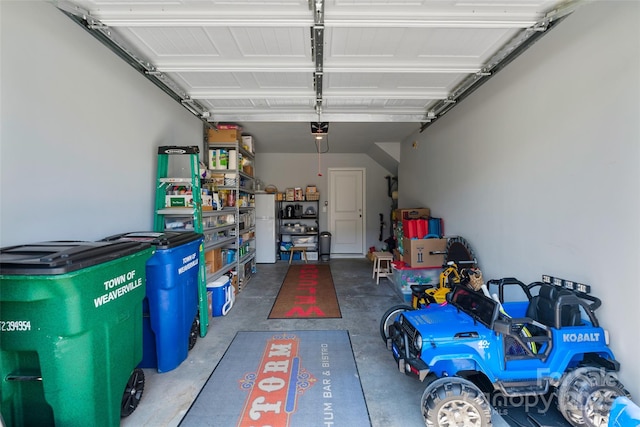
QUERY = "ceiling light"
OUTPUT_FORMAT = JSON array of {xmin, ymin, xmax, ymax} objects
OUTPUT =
[{"xmin": 310, "ymin": 122, "xmax": 329, "ymax": 135}]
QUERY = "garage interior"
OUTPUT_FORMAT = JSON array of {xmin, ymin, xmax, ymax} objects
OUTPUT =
[{"xmin": 1, "ymin": 1, "xmax": 639, "ymax": 426}]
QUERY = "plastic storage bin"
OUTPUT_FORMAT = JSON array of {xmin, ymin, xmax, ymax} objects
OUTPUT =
[
  {"xmin": 0, "ymin": 240, "xmax": 154, "ymax": 427},
  {"xmin": 103, "ymin": 232, "xmax": 203, "ymax": 373},
  {"xmin": 389, "ymin": 262, "xmax": 440, "ymax": 302}
]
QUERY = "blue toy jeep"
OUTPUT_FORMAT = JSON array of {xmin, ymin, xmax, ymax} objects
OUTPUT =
[{"xmin": 385, "ymin": 276, "xmax": 632, "ymax": 427}]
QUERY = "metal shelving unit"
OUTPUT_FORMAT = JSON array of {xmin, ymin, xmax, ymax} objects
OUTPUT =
[
  {"xmin": 204, "ymin": 140, "xmax": 256, "ymax": 292},
  {"xmin": 278, "ymin": 199, "xmax": 319, "ymax": 261}
]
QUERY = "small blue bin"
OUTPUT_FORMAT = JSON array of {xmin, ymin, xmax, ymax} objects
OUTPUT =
[
  {"xmin": 609, "ymin": 397, "xmax": 640, "ymax": 427},
  {"xmin": 103, "ymin": 231, "xmax": 203, "ymax": 373},
  {"xmin": 207, "ymin": 276, "xmax": 234, "ymax": 316}
]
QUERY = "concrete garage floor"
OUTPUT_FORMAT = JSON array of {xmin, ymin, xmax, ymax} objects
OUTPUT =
[{"xmin": 122, "ymin": 258, "xmax": 510, "ymax": 427}]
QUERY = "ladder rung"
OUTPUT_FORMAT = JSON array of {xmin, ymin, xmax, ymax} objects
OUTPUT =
[
  {"xmin": 156, "ymin": 208, "xmax": 195, "ymax": 215},
  {"xmin": 159, "ymin": 177, "xmax": 194, "ymax": 184}
]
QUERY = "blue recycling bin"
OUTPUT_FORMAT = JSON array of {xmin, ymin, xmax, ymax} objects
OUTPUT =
[{"xmin": 103, "ymin": 232, "xmax": 203, "ymax": 373}]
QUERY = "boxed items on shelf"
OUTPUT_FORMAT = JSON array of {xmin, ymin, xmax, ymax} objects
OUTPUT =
[
  {"xmin": 207, "ymin": 128, "xmax": 241, "ymax": 143},
  {"xmin": 285, "ymin": 188, "xmax": 295, "ymax": 201},
  {"xmin": 209, "ymin": 149, "xmax": 229, "ymax": 169},
  {"xmin": 165, "ymin": 190, "xmax": 214, "ymax": 210},
  {"xmin": 164, "ymin": 216, "xmax": 194, "ymax": 231},
  {"xmin": 306, "ymin": 251, "xmax": 319, "ymax": 261},
  {"xmin": 205, "ymin": 248, "xmax": 223, "ymax": 273},
  {"xmin": 242, "ymin": 156, "xmax": 254, "ymax": 176},
  {"xmin": 202, "ymin": 194, "xmax": 213, "ymax": 210},
  {"xmin": 202, "ymin": 230, "xmax": 230, "ymax": 247},
  {"xmin": 281, "ymin": 224, "xmax": 306, "ymax": 233},
  {"xmin": 165, "ymin": 194, "xmax": 193, "ymax": 208},
  {"xmin": 202, "ymin": 214, "xmax": 235, "ymax": 229},
  {"xmin": 291, "ymin": 236, "xmax": 317, "ymax": 247},
  {"xmin": 393, "ymin": 208, "xmax": 430, "ymax": 221},
  {"xmin": 239, "ymin": 212, "xmax": 254, "ymax": 228},
  {"xmin": 207, "ymin": 173, "xmax": 225, "ymax": 186},
  {"xmin": 242, "ymin": 135, "xmax": 254, "ymax": 154}
]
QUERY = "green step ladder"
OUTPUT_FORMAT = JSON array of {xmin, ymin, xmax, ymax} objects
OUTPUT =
[{"xmin": 153, "ymin": 146, "xmax": 209, "ymax": 337}]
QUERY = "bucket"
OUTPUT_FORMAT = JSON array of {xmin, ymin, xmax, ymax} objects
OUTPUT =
[{"xmin": 208, "ymin": 276, "xmax": 234, "ymax": 316}]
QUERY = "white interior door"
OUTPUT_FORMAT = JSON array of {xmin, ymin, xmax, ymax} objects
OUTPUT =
[{"xmin": 328, "ymin": 168, "xmax": 365, "ymax": 255}]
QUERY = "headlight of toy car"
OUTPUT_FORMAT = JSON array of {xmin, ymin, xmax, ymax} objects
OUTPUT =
[{"xmin": 413, "ymin": 332, "xmax": 423, "ymax": 352}]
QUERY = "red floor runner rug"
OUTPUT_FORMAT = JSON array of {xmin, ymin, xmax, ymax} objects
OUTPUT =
[
  {"xmin": 268, "ymin": 264, "xmax": 341, "ymax": 319},
  {"xmin": 179, "ymin": 330, "xmax": 370, "ymax": 427}
]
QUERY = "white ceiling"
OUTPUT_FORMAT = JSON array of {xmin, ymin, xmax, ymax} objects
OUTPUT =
[{"xmin": 60, "ymin": 0, "xmax": 574, "ymax": 153}]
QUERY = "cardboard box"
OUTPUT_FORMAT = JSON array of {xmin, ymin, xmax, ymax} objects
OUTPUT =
[
  {"xmin": 205, "ymin": 248, "xmax": 223, "ymax": 273},
  {"xmin": 402, "ymin": 238, "xmax": 446, "ymax": 268},
  {"xmin": 207, "ymin": 128, "xmax": 241, "ymax": 143},
  {"xmin": 201, "ymin": 194, "xmax": 213, "ymax": 210},
  {"xmin": 285, "ymin": 188, "xmax": 295, "ymax": 201},
  {"xmin": 242, "ymin": 135, "xmax": 254, "ymax": 153},
  {"xmin": 394, "ymin": 208, "xmax": 430, "ymax": 221},
  {"xmin": 243, "ymin": 164, "xmax": 254, "ymax": 176}
]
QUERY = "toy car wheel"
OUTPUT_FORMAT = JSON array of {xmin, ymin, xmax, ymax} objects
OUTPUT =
[
  {"xmin": 380, "ymin": 304, "xmax": 412, "ymax": 344},
  {"xmin": 121, "ymin": 368, "xmax": 145, "ymax": 418},
  {"xmin": 188, "ymin": 315, "xmax": 199, "ymax": 350},
  {"xmin": 557, "ymin": 366, "xmax": 631, "ymax": 427},
  {"xmin": 420, "ymin": 377, "xmax": 492, "ymax": 427}
]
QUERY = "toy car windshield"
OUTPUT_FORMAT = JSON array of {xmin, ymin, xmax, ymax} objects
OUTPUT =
[{"xmin": 449, "ymin": 285, "xmax": 498, "ymax": 327}]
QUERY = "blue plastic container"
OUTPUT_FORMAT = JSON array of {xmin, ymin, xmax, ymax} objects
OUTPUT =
[
  {"xmin": 103, "ymin": 232, "xmax": 203, "ymax": 373},
  {"xmin": 207, "ymin": 276, "xmax": 234, "ymax": 316},
  {"xmin": 609, "ymin": 397, "xmax": 640, "ymax": 427}
]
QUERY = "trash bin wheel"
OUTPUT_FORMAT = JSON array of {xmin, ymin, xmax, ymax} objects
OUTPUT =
[
  {"xmin": 121, "ymin": 368, "xmax": 145, "ymax": 417},
  {"xmin": 189, "ymin": 315, "xmax": 200, "ymax": 351}
]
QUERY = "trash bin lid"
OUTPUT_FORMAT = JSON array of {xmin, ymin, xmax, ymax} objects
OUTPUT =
[
  {"xmin": 320, "ymin": 231, "xmax": 332, "ymax": 236},
  {"xmin": 0, "ymin": 240, "xmax": 152, "ymax": 275},
  {"xmin": 102, "ymin": 231, "xmax": 203, "ymax": 249}
]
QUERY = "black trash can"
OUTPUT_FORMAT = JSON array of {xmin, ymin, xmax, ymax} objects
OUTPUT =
[{"xmin": 319, "ymin": 232, "xmax": 331, "ymax": 262}]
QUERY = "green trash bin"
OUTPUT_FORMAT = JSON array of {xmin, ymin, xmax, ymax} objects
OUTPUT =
[{"xmin": 0, "ymin": 240, "xmax": 154, "ymax": 427}]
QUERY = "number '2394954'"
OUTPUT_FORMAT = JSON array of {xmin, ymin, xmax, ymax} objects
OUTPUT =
[{"xmin": 0, "ymin": 320, "xmax": 31, "ymax": 332}]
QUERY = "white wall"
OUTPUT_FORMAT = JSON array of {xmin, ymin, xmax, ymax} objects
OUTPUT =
[
  {"xmin": 400, "ymin": 1, "xmax": 640, "ymax": 396},
  {"xmin": 256, "ymin": 153, "xmax": 394, "ymax": 253},
  {"xmin": 0, "ymin": 1, "xmax": 203, "ymax": 246}
]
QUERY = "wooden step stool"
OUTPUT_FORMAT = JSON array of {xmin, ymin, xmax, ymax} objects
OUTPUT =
[
  {"xmin": 288, "ymin": 247, "xmax": 308, "ymax": 264},
  {"xmin": 372, "ymin": 251, "xmax": 394, "ymax": 284}
]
